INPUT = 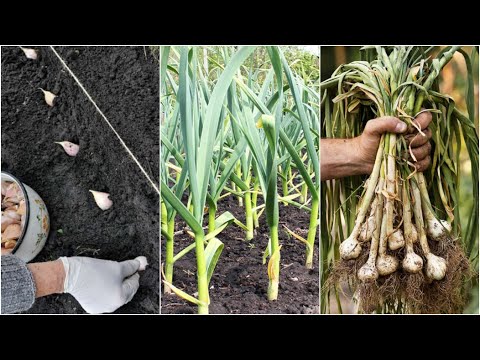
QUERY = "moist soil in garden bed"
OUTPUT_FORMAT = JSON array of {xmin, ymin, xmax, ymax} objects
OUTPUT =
[
  {"xmin": 161, "ymin": 195, "xmax": 319, "ymax": 314},
  {"xmin": 1, "ymin": 46, "xmax": 159, "ymax": 314}
]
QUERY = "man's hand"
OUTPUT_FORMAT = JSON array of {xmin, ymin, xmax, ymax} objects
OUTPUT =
[
  {"xmin": 59, "ymin": 256, "xmax": 148, "ymax": 314},
  {"xmin": 353, "ymin": 112, "xmax": 432, "ymax": 174},
  {"xmin": 321, "ymin": 112, "xmax": 432, "ymax": 180}
]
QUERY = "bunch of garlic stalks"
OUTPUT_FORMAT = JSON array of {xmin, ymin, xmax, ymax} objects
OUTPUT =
[
  {"xmin": 1, "ymin": 181, "xmax": 26, "ymax": 253},
  {"xmin": 322, "ymin": 46, "xmax": 477, "ymax": 313}
]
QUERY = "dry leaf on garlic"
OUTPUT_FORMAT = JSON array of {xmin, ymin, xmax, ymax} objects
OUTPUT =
[
  {"xmin": 20, "ymin": 47, "xmax": 38, "ymax": 60},
  {"xmin": 89, "ymin": 190, "xmax": 113, "ymax": 210},
  {"xmin": 39, "ymin": 88, "xmax": 56, "ymax": 106},
  {"xmin": 55, "ymin": 141, "xmax": 79, "ymax": 157}
]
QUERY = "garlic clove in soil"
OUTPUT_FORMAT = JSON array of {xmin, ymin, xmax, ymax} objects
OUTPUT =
[
  {"xmin": 55, "ymin": 141, "xmax": 80, "ymax": 157},
  {"xmin": 39, "ymin": 88, "xmax": 56, "ymax": 106},
  {"xmin": 402, "ymin": 252, "xmax": 423, "ymax": 273},
  {"xmin": 89, "ymin": 190, "xmax": 113, "ymax": 210},
  {"xmin": 358, "ymin": 261, "xmax": 379, "ymax": 282},
  {"xmin": 388, "ymin": 229, "xmax": 405, "ymax": 251},
  {"xmin": 135, "ymin": 256, "xmax": 148, "ymax": 271},
  {"xmin": 427, "ymin": 218, "xmax": 451, "ymax": 240},
  {"xmin": 340, "ymin": 236, "xmax": 362, "ymax": 260},
  {"xmin": 376, "ymin": 254, "xmax": 399, "ymax": 276},
  {"xmin": 425, "ymin": 253, "xmax": 447, "ymax": 280},
  {"xmin": 20, "ymin": 47, "xmax": 38, "ymax": 60}
]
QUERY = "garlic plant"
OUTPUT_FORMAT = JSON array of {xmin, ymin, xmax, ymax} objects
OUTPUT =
[
  {"xmin": 161, "ymin": 46, "xmax": 319, "ymax": 313},
  {"xmin": 322, "ymin": 46, "xmax": 478, "ymax": 314}
]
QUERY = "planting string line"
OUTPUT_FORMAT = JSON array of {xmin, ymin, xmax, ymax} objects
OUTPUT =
[{"xmin": 49, "ymin": 46, "xmax": 160, "ymax": 195}]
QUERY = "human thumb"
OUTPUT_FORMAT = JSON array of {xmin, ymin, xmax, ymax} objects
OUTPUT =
[
  {"xmin": 120, "ymin": 259, "xmax": 141, "ymax": 278},
  {"xmin": 364, "ymin": 116, "xmax": 407, "ymax": 136}
]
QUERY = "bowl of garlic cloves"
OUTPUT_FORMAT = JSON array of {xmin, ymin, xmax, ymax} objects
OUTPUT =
[{"xmin": 1, "ymin": 172, "xmax": 49, "ymax": 262}]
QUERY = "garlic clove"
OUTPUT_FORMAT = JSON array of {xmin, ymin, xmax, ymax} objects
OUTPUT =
[
  {"xmin": 358, "ymin": 262, "xmax": 379, "ymax": 282},
  {"xmin": 376, "ymin": 254, "xmax": 399, "ymax": 276},
  {"xmin": 340, "ymin": 236, "xmax": 362, "ymax": 260},
  {"xmin": 39, "ymin": 88, "xmax": 56, "ymax": 106},
  {"xmin": 5, "ymin": 183, "xmax": 20, "ymax": 199},
  {"xmin": 89, "ymin": 190, "xmax": 113, "ymax": 210},
  {"xmin": 402, "ymin": 252, "xmax": 423, "ymax": 273},
  {"xmin": 2, "ymin": 215, "xmax": 18, "ymax": 232},
  {"xmin": 388, "ymin": 229, "xmax": 405, "ymax": 251},
  {"xmin": 3, "ymin": 209, "xmax": 21, "ymax": 222},
  {"xmin": 55, "ymin": 141, "xmax": 80, "ymax": 157},
  {"xmin": 4, "ymin": 240, "xmax": 17, "ymax": 249},
  {"xmin": 135, "ymin": 256, "xmax": 148, "ymax": 271},
  {"xmin": 2, "ymin": 223, "xmax": 22, "ymax": 241},
  {"xmin": 20, "ymin": 47, "xmax": 38, "ymax": 60},
  {"xmin": 17, "ymin": 201, "xmax": 26, "ymax": 215},
  {"xmin": 425, "ymin": 253, "xmax": 447, "ymax": 280}
]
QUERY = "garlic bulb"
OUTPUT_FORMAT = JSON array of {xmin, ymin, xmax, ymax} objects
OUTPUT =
[
  {"xmin": 426, "ymin": 218, "xmax": 451, "ymax": 240},
  {"xmin": 358, "ymin": 261, "xmax": 378, "ymax": 281},
  {"xmin": 425, "ymin": 253, "xmax": 447, "ymax": 280},
  {"xmin": 55, "ymin": 141, "xmax": 80, "ymax": 157},
  {"xmin": 376, "ymin": 254, "xmax": 399, "ymax": 276},
  {"xmin": 388, "ymin": 229, "xmax": 405, "ymax": 250},
  {"xmin": 89, "ymin": 190, "xmax": 113, "ymax": 210},
  {"xmin": 340, "ymin": 236, "xmax": 362, "ymax": 260},
  {"xmin": 402, "ymin": 252, "xmax": 423, "ymax": 273}
]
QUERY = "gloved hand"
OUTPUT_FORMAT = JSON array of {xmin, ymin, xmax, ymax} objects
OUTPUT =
[{"xmin": 59, "ymin": 256, "xmax": 148, "ymax": 314}]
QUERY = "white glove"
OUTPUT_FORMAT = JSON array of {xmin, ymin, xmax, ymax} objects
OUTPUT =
[{"xmin": 59, "ymin": 256, "xmax": 148, "ymax": 314}]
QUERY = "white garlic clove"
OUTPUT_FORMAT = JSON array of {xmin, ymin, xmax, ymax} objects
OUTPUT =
[
  {"xmin": 39, "ymin": 88, "xmax": 56, "ymax": 106},
  {"xmin": 20, "ymin": 47, "xmax": 38, "ymax": 60},
  {"xmin": 17, "ymin": 201, "xmax": 26, "ymax": 215},
  {"xmin": 55, "ymin": 141, "xmax": 80, "ymax": 157},
  {"xmin": 388, "ymin": 229, "xmax": 405, "ymax": 251},
  {"xmin": 358, "ymin": 262, "xmax": 379, "ymax": 282},
  {"xmin": 425, "ymin": 253, "xmax": 447, "ymax": 280},
  {"xmin": 376, "ymin": 254, "xmax": 399, "ymax": 276},
  {"xmin": 340, "ymin": 236, "xmax": 362, "ymax": 260},
  {"xmin": 89, "ymin": 190, "xmax": 113, "ymax": 210},
  {"xmin": 402, "ymin": 252, "xmax": 423, "ymax": 273},
  {"xmin": 135, "ymin": 256, "xmax": 148, "ymax": 271}
]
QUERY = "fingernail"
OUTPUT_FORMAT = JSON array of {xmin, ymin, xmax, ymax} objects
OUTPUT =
[{"xmin": 395, "ymin": 122, "xmax": 407, "ymax": 132}]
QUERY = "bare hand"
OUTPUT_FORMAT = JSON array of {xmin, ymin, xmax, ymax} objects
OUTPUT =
[{"xmin": 353, "ymin": 112, "xmax": 432, "ymax": 174}]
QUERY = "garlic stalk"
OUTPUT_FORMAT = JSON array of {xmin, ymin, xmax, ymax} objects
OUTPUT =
[
  {"xmin": 358, "ymin": 178, "xmax": 384, "ymax": 281},
  {"xmin": 401, "ymin": 183, "xmax": 423, "ymax": 273},
  {"xmin": 340, "ymin": 138, "xmax": 384, "ymax": 260},
  {"xmin": 411, "ymin": 175, "xmax": 446, "ymax": 280}
]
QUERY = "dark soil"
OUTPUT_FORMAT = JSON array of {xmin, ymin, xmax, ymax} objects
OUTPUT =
[
  {"xmin": 1, "ymin": 46, "xmax": 159, "ymax": 313},
  {"xmin": 161, "ymin": 195, "xmax": 319, "ymax": 314}
]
